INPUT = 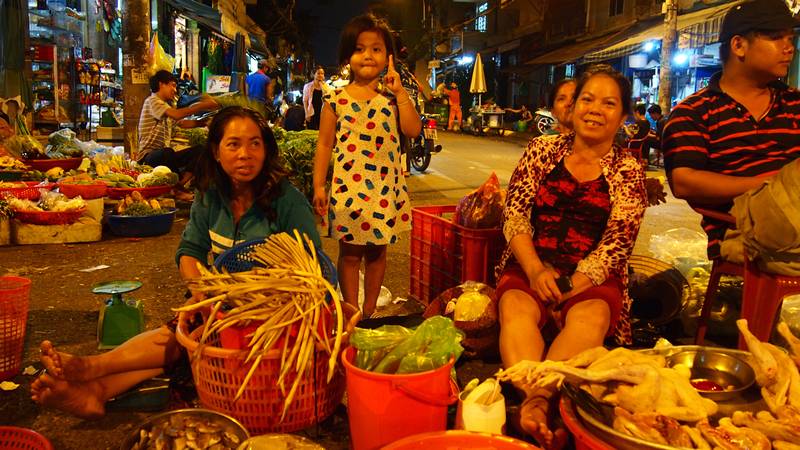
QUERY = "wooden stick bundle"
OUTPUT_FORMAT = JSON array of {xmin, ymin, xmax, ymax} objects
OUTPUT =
[{"xmin": 174, "ymin": 231, "xmax": 343, "ymax": 419}]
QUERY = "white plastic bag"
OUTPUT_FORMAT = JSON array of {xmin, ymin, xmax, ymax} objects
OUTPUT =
[{"xmin": 336, "ymin": 271, "xmax": 393, "ymax": 314}]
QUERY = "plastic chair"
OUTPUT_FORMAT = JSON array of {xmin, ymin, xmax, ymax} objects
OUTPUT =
[{"xmin": 691, "ymin": 207, "xmax": 800, "ymax": 348}]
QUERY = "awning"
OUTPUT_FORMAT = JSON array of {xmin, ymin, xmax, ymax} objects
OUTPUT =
[
  {"xmin": 524, "ymin": 27, "xmax": 635, "ymax": 66},
  {"xmin": 582, "ymin": 1, "xmax": 744, "ymax": 63},
  {"xmin": 165, "ymin": 0, "xmax": 268, "ymax": 55}
]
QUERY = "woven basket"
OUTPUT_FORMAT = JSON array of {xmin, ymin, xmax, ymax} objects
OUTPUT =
[
  {"xmin": 175, "ymin": 308, "xmax": 351, "ymax": 434},
  {"xmin": 58, "ymin": 182, "xmax": 108, "ymax": 199},
  {"xmin": 0, "ymin": 181, "xmax": 54, "ymax": 200},
  {"xmin": 424, "ymin": 284, "xmax": 499, "ymax": 359},
  {"xmin": 13, "ymin": 207, "xmax": 85, "ymax": 225},
  {"xmin": 107, "ymin": 185, "xmax": 172, "ymax": 200},
  {"xmin": 0, "ymin": 427, "xmax": 52, "ymax": 450},
  {"xmin": 628, "ymin": 255, "xmax": 690, "ymax": 326}
]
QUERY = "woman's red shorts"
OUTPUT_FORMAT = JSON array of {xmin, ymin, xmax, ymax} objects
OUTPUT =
[{"xmin": 495, "ymin": 264, "xmax": 623, "ymax": 336}]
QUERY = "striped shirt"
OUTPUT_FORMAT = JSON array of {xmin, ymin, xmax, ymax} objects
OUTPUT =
[
  {"xmin": 137, "ymin": 94, "xmax": 173, "ymax": 161},
  {"xmin": 663, "ymin": 72, "xmax": 800, "ymax": 258}
]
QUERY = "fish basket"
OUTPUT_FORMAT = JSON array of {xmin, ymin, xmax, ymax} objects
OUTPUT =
[
  {"xmin": 13, "ymin": 207, "xmax": 86, "ymax": 225},
  {"xmin": 0, "ymin": 181, "xmax": 54, "ymax": 201},
  {"xmin": 0, "ymin": 427, "xmax": 53, "ymax": 450}
]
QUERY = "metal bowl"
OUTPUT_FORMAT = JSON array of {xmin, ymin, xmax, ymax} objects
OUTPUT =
[
  {"xmin": 120, "ymin": 408, "xmax": 250, "ymax": 450},
  {"xmin": 667, "ymin": 349, "xmax": 755, "ymax": 401}
]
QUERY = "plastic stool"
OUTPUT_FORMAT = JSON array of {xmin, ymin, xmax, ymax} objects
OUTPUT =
[
  {"xmin": 694, "ymin": 258, "xmax": 743, "ymax": 345},
  {"xmin": 738, "ymin": 258, "xmax": 800, "ymax": 348}
]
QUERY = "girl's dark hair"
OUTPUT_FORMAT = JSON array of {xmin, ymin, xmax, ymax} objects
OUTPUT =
[
  {"xmin": 338, "ymin": 14, "xmax": 395, "ymax": 67},
  {"xmin": 195, "ymin": 106, "xmax": 288, "ymax": 221},
  {"xmin": 548, "ymin": 78, "xmax": 576, "ymax": 109},
  {"xmin": 574, "ymin": 64, "xmax": 633, "ymax": 116}
]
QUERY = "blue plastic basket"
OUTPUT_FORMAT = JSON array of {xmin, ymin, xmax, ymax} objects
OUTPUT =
[
  {"xmin": 213, "ymin": 238, "xmax": 338, "ymax": 287},
  {"xmin": 107, "ymin": 209, "xmax": 177, "ymax": 237}
]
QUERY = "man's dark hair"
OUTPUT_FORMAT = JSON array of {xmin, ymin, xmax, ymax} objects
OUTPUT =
[
  {"xmin": 574, "ymin": 64, "xmax": 633, "ymax": 116},
  {"xmin": 195, "ymin": 106, "xmax": 288, "ymax": 221},
  {"xmin": 635, "ymin": 103, "xmax": 647, "ymax": 116},
  {"xmin": 647, "ymin": 104, "xmax": 662, "ymax": 116},
  {"xmin": 338, "ymin": 14, "xmax": 395, "ymax": 67},
  {"xmin": 548, "ymin": 78, "xmax": 576, "ymax": 109},
  {"xmin": 149, "ymin": 70, "xmax": 176, "ymax": 93}
]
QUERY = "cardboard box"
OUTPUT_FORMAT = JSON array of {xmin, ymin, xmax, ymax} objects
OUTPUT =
[
  {"xmin": 0, "ymin": 219, "xmax": 10, "ymax": 245},
  {"xmin": 12, "ymin": 216, "xmax": 102, "ymax": 244},
  {"xmin": 96, "ymin": 126, "xmax": 124, "ymax": 143}
]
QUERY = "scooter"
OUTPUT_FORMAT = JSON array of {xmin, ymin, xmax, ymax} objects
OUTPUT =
[
  {"xmin": 533, "ymin": 107, "xmax": 557, "ymax": 135},
  {"xmin": 409, "ymin": 114, "xmax": 442, "ymax": 173}
]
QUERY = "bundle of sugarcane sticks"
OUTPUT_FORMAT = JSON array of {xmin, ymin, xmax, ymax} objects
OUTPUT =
[{"xmin": 173, "ymin": 231, "xmax": 343, "ymax": 419}]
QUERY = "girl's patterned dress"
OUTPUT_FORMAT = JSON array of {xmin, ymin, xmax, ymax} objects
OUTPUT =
[{"xmin": 325, "ymin": 88, "xmax": 412, "ymax": 245}]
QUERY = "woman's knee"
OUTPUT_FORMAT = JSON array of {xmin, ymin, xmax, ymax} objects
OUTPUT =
[
  {"xmin": 565, "ymin": 299, "xmax": 610, "ymax": 331},
  {"xmin": 499, "ymin": 290, "xmax": 542, "ymax": 325}
]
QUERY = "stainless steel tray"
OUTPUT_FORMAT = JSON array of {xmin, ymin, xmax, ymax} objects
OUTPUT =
[{"xmin": 571, "ymin": 345, "xmax": 767, "ymax": 450}]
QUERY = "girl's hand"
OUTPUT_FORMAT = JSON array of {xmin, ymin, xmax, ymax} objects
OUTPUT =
[
  {"xmin": 384, "ymin": 55, "xmax": 404, "ymax": 96},
  {"xmin": 313, "ymin": 187, "xmax": 329, "ymax": 217},
  {"xmin": 530, "ymin": 268, "xmax": 562, "ymax": 304}
]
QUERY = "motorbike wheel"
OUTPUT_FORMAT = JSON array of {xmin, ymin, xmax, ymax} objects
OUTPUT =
[
  {"xmin": 410, "ymin": 146, "xmax": 431, "ymax": 172},
  {"xmin": 535, "ymin": 115, "xmax": 555, "ymax": 136}
]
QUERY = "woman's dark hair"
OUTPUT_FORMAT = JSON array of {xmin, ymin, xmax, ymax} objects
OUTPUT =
[
  {"xmin": 149, "ymin": 70, "xmax": 176, "ymax": 93},
  {"xmin": 548, "ymin": 78, "xmax": 576, "ymax": 109},
  {"xmin": 338, "ymin": 14, "xmax": 395, "ymax": 67},
  {"xmin": 574, "ymin": 64, "xmax": 633, "ymax": 116},
  {"xmin": 195, "ymin": 106, "xmax": 288, "ymax": 221}
]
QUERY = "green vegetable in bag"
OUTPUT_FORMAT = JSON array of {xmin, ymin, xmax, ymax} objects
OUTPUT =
[{"xmin": 350, "ymin": 325, "xmax": 412, "ymax": 371}]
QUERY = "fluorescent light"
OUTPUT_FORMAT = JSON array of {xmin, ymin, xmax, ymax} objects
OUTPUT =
[
  {"xmin": 459, "ymin": 55, "xmax": 474, "ymax": 65},
  {"xmin": 643, "ymin": 41, "xmax": 655, "ymax": 52},
  {"xmin": 673, "ymin": 52, "xmax": 689, "ymax": 65}
]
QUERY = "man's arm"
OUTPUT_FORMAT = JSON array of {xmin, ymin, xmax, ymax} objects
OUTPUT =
[
  {"xmin": 176, "ymin": 119, "xmax": 208, "ymax": 129},
  {"xmin": 163, "ymin": 97, "xmax": 217, "ymax": 121},
  {"xmin": 670, "ymin": 167, "xmax": 768, "ymax": 204}
]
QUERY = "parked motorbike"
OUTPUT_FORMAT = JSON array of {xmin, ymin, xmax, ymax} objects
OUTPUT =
[
  {"xmin": 409, "ymin": 114, "xmax": 442, "ymax": 173},
  {"xmin": 533, "ymin": 107, "xmax": 556, "ymax": 135}
]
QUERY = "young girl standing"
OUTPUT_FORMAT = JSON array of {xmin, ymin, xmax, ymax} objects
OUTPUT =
[{"xmin": 313, "ymin": 14, "xmax": 421, "ymax": 318}]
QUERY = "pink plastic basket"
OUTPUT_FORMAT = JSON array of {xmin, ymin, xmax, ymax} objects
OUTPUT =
[
  {"xmin": 0, "ymin": 277, "xmax": 31, "ymax": 381},
  {"xmin": 0, "ymin": 427, "xmax": 53, "ymax": 450}
]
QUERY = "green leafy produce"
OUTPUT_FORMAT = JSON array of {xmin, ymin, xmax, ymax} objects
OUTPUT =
[
  {"xmin": 275, "ymin": 128, "xmax": 329, "ymax": 201},
  {"xmin": 138, "ymin": 171, "xmax": 179, "ymax": 187},
  {"xmin": 184, "ymin": 128, "xmax": 208, "ymax": 148},
  {"xmin": 4, "ymin": 135, "xmax": 45, "ymax": 159},
  {"xmin": 0, "ymin": 198, "xmax": 13, "ymax": 220},
  {"xmin": 121, "ymin": 202, "xmax": 165, "ymax": 216},
  {"xmin": 212, "ymin": 92, "xmax": 268, "ymax": 118}
]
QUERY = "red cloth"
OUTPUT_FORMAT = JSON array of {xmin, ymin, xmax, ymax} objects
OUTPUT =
[{"xmin": 495, "ymin": 264, "xmax": 623, "ymax": 336}]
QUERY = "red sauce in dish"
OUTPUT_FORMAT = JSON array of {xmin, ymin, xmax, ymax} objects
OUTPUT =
[{"xmin": 691, "ymin": 379, "xmax": 724, "ymax": 391}]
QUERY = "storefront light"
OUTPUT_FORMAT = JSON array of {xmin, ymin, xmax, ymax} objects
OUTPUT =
[
  {"xmin": 643, "ymin": 41, "xmax": 655, "ymax": 52},
  {"xmin": 459, "ymin": 55, "xmax": 474, "ymax": 65},
  {"xmin": 673, "ymin": 52, "xmax": 689, "ymax": 66}
]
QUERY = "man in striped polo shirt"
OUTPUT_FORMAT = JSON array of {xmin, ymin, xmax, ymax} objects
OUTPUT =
[{"xmin": 662, "ymin": 0, "xmax": 800, "ymax": 260}]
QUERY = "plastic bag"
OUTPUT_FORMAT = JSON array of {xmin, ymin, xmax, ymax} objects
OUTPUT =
[
  {"xmin": 336, "ymin": 270, "xmax": 393, "ymax": 314},
  {"xmin": 648, "ymin": 227, "xmax": 710, "ymax": 275},
  {"xmin": 350, "ymin": 316, "xmax": 464, "ymax": 374},
  {"xmin": 781, "ymin": 294, "xmax": 800, "ymax": 336},
  {"xmin": 448, "ymin": 281, "xmax": 492, "ymax": 322},
  {"xmin": 148, "ymin": 33, "xmax": 175, "ymax": 76},
  {"xmin": 453, "ymin": 172, "xmax": 506, "ymax": 229}
]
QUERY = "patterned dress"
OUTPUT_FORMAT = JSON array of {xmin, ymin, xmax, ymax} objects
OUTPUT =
[{"xmin": 326, "ymin": 88, "xmax": 412, "ymax": 245}]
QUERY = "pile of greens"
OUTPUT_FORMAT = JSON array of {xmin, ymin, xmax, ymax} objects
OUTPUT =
[
  {"xmin": 276, "ymin": 128, "xmax": 328, "ymax": 201},
  {"xmin": 0, "ymin": 198, "xmax": 13, "ymax": 220}
]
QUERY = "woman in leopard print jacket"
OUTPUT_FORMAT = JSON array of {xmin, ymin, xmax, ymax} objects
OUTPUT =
[{"xmin": 496, "ymin": 65, "xmax": 647, "ymax": 448}]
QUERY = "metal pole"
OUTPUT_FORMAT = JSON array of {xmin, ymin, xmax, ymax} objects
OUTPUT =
[
  {"xmin": 121, "ymin": 0, "xmax": 152, "ymax": 157},
  {"xmin": 658, "ymin": 0, "xmax": 678, "ymax": 112}
]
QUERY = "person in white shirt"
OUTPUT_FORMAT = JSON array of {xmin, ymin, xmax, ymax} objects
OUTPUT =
[{"xmin": 302, "ymin": 66, "xmax": 329, "ymax": 130}]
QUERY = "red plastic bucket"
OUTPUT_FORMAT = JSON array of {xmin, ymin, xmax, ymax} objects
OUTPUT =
[
  {"xmin": 342, "ymin": 347, "xmax": 457, "ymax": 450},
  {"xmin": 0, "ymin": 277, "xmax": 31, "ymax": 381},
  {"xmin": 382, "ymin": 430, "xmax": 541, "ymax": 449},
  {"xmin": 559, "ymin": 397, "xmax": 615, "ymax": 450}
]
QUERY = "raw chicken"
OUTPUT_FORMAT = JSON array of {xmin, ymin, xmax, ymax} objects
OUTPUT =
[
  {"xmin": 697, "ymin": 418, "xmax": 771, "ymax": 450},
  {"xmin": 731, "ymin": 410, "xmax": 800, "ymax": 444},
  {"xmin": 737, "ymin": 319, "xmax": 778, "ymax": 385},
  {"xmin": 612, "ymin": 407, "xmax": 695, "ymax": 448},
  {"xmin": 777, "ymin": 322, "xmax": 800, "ymax": 366},
  {"xmin": 737, "ymin": 319, "xmax": 800, "ymax": 411}
]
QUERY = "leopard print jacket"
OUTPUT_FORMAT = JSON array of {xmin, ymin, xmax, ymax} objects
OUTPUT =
[{"xmin": 495, "ymin": 132, "xmax": 647, "ymax": 345}]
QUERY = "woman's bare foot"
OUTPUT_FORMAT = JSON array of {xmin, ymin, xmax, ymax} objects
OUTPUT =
[
  {"xmin": 40, "ymin": 341, "xmax": 97, "ymax": 382},
  {"xmin": 30, "ymin": 373, "xmax": 106, "ymax": 420},
  {"xmin": 519, "ymin": 393, "xmax": 568, "ymax": 450}
]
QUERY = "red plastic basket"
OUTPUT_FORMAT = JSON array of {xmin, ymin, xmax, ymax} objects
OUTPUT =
[
  {"xmin": 409, "ymin": 205, "xmax": 505, "ymax": 305},
  {"xmin": 13, "ymin": 207, "xmax": 86, "ymax": 225},
  {"xmin": 0, "ymin": 181, "xmax": 54, "ymax": 200},
  {"xmin": 106, "ymin": 185, "xmax": 172, "ymax": 199},
  {"xmin": 58, "ymin": 181, "xmax": 108, "ymax": 199},
  {"xmin": 0, "ymin": 277, "xmax": 31, "ymax": 381},
  {"xmin": 0, "ymin": 427, "xmax": 52, "ymax": 450},
  {"xmin": 175, "ymin": 308, "xmax": 351, "ymax": 434},
  {"xmin": 23, "ymin": 157, "xmax": 83, "ymax": 172}
]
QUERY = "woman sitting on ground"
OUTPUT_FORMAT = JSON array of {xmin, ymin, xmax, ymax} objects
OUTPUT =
[
  {"xmin": 496, "ymin": 65, "xmax": 647, "ymax": 449},
  {"xmin": 31, "ymin": 106, "xmax": 321, "ymax": 419}
]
